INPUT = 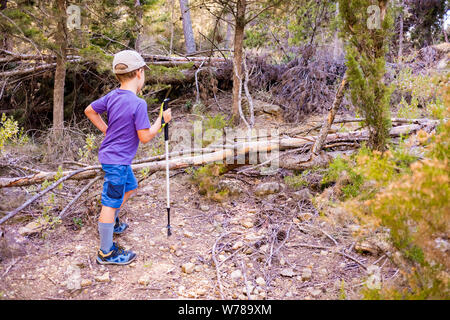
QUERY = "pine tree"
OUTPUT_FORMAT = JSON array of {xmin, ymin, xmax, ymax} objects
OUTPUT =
[{"xmin": 339, "ymin": 0, "xmax": 394, "ymax": 151}]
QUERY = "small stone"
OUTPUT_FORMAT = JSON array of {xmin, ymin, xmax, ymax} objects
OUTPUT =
[
  {"xmin": 241, "ymin": 220, "xmax": 254, "ymax": 228},
  {"xmin": 254, "ymin": 182, "xmax": 282, "ymax": 196},
  {"xmin": 183, "ymin": 230, "xmax": 194, "ymax": 238},
  {"xmin": 200, "ymin": 205, "xmax": 210, "ymax": 212},
  {"xmin": 310, "ymin": 289, "xmax": 322, "ymax": 297},
  {"xmin": 149, "ymin": 240, "xmax": 155, "ymax": 246},
  {"xmin": 138, "ymin": 274, "xmax": 151, "ymax": 286},
  {"xmin": 320, "ymin": 250, "xmax": 328, "ymax": 256},
  {"xmin": 292, "ymin": 188, "xmax": 312, "ymax": 201},
  {"xmin": 319, "ymin": 268, "xmax": 328, "ymax": 276},
  {"xmin": 218, "ymin": 254, "xmax": 226, "ymax": 261},
  {"xmin": 95, "ymin": 272, "xmax": 110, "ymax": 283},
  {"xmin": 194, "ymin": 265, "xmax": 203, "ymax": 272},
  {"xmin": 174, "ymin": 250, "xmax": 183, "ymax": 257},
  {"xmin": 18, "ymin": 219, "xmax": 48, "ymax": 236},
  {"xmin": 181, "ymin": 263, "xmax": 195, "ymax": 274},
  {"xmin": 256, "ymin": 277, "xmax": 266, "ymax": 286},
  {"xmin": 196, "ymin": 288, "xmax": 207, "ymax": 296},
  {"xmin": 65, "ymin": 265, "xmax": 81, "ymax": 290},
  {"xmin": 280, "ymin": 268, "xmax": 296, "ymax": 277},
  {"xmin": 232, "ymin": 241, "xmax": 244, "ymax": 250},
  {"xmin": 231, "ymin": 270, "xmax": 242, "ymax": 280},
  {"xmin": 301, "ymin": 268, "xmax": 312, "ymax": 281},
  {"xmin": 298, "ymin": 212, "xmax": 313, "ymax": 222},
  {"xmin": 80, "ymin": 279, "xmax": 92, "ymax": 287},
  {"xmin": 218, "ymin": 179, "xmax": 244, "ymax": 195}
]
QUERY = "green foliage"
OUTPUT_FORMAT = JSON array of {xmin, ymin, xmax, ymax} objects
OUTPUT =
[
  {"xmin": 0, "ymin": 114, "xmax": 29, "ymax": 152},
  {"xmin": 193, "ymin": 113, "xmax": 231, "ymax": 147},
  {"xmin": 288, "ymin": 0, "xmax": 335, "ymax": 45},
  {"xmin": 349, "ymin": 111, "xmax": 450, "ymax": 299},
  {"xmin": 323, "ymin": 140, "xmax": 419, "ymax": 201},
  {"xmin": 190, "ymin": 163, "xmax": 229, "ymax": 202},
  {"xmin": 339, "ymin": 0, "xmax": 394, "ymax": 151},
  {"xmin": 322, "ymin": 155, "xmax": 365, "ymax": 199},
  {"xmin": 78, "ymin": 134, "xmax": 98, "ymax": 162},
  {"xmin": 72, "ymin": 217, "xmax": 84, "ymax": 229},
  {"xmin": 284, "ymin": 171, "xmax": 309, "ymax": 190}
]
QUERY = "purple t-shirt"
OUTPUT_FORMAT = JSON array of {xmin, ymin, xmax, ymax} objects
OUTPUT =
[{"xmin": 91, "ymin": 88, "xmax": 151, "ymax": 165}]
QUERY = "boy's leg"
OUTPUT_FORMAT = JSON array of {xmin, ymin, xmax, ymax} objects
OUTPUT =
[
  {"xmin": 96, "ymin": 164, "xmax": 136, "ymax": 265},
  {"xmin": 98, "ymin": 170, "xmax": 124, "ymax": 252},
  {"xmin": 114, "ymin": 166, "xmax": 138, "ymax": 229}
]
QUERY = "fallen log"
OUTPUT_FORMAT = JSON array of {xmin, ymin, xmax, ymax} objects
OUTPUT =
[{"xmin": 0, "ymin": 122, "xmax": 432, "ymax": 189}]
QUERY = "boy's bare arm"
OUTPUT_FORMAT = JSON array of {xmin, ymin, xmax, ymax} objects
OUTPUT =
[
  {"xmin": 137, "ymin": 109, "xmax": 171, "ymax": 144},
  {"xmin": 84, "ymin": 105, "xmax": 108, "ymax": 135}
]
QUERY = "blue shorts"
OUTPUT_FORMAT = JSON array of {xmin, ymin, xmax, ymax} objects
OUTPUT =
[{"xmin": 101, "ymin": 164, "xmax": 138, "ymax": 208}]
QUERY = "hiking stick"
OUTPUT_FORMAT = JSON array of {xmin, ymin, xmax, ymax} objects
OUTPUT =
[{"xmin": 162, "ymin": 98, "xmax": 172, "ymax": 236}]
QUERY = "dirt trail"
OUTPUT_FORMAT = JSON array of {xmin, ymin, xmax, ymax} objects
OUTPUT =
[
  {"xmin": 0, "ymin": 167, "xmax": 397, "ymax": 300},
  {"xmin": 0, "ymin": 100, "xmax": 397, "ymax": 300}
]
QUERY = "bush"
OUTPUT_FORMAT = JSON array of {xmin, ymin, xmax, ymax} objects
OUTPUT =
[
  {"xmin": 190, "ymin": 163, "xmax": 229, "ymax": 202},
  {"xmin": 357, "ymin": 115, "xmax": 450, "ymax": 299},
  {"xmin": 0, "ymin": 113, "xmax": 29, "ymax": 152}
]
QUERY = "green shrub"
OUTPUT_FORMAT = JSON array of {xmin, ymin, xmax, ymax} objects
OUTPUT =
[
  {"xmin": 190, "ymin": 163, "xmax": 229, "ymax": 202},
  {"xmin": 357, "ymin": 117, "xmax": 450, "ymax": 299},
  {"xmin": 0, "ymin": 113, "xmax": 29, "ymax": 152},
  {"xmin": 284, "ymin": 172, "xmax": 309, "ymax": 190}
]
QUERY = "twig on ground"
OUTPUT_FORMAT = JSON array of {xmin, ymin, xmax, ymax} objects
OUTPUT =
[{"xmin": 59, "ymin": 176, "xmax": 101, "ymax": 219}]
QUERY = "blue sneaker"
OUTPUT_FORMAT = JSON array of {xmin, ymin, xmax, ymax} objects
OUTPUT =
[
  {"xmin": 113, "ymin": 220, "xmax": 129, "ymax": 235},
  {"xmin": 96, "ymin": 242, "xmax": 136, "ymax": 265}
]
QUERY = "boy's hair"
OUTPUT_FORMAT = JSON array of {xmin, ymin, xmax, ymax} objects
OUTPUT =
[{"xmin": 114, "ymin": 63, "xmax": 143, "ymax": 82}]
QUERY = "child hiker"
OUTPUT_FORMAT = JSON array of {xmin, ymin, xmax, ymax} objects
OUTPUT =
[{"xmin": 84, "ymin": 50, "xmax": 172, "ymax": 265}]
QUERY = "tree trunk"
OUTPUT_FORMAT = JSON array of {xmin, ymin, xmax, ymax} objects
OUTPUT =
[
  {"xmin": 134, "ymin": 0, "xmax": 143, "ymax": 52},
  {"xmin": 0, "ymin": 0, "xmax": 11, "ymax": 51},
  {"xmin": 225, "ymin": 13, "xmax": 233, "ymax": 50},
  {"xmin": 333, "ymin": 2, "xmax": 340, "ymax": 60},
  {"xmin": 179, "ymin": 0, "xmax": 196, "ymax": 54},
  {"xmin": 398, "ymin": 0, "xmax": 404, "ymax": 61},
  {"xmin": 169, "ymin": 0, "xmax": 175, "ymax": 54},
  {"xmin": 311, "ymin": 72, "xmax": 348, "ymax": 155},
  {"xmin": 232, "ymin": 0, "xmax": 246, "ymax": 126},
  {"xmin": 53, "ymin": 0, "xmax": 67, "ymax": 139}
]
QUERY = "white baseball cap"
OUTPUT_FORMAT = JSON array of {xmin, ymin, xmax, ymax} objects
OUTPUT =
[{"xmin": 112, "ymin": 50, "xmax": 147, "ymax": 74}]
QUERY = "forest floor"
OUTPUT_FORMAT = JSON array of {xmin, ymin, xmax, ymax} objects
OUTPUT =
[{"xmin": 0, "ymin": 94, "xmax": 398, "ymax": 300}]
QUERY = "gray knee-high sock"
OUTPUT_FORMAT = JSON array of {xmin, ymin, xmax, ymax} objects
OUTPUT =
[{"xmin": 98, "ymin": 222, "xmax": 114, "ymax": 253}]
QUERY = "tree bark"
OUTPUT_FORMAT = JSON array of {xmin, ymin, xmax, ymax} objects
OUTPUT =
[
  {"xmin": 52, "ymin": 0, "xmax": 67, "ymax": 139},
  {"xmin": 179, "ymin": 0, "xmax": 196, "ymax": 54},
  {"xmin": 232, "ymin": 0, "xmax": 246, "ymax": 126},
  {"xmin": 311, "ymin": 72, "xmax": 348, "ymax": 155},
  {"xmin": 0, "ymin": 0, "xmax": 11, "ymax": 51},
  {"xmin": 398, "ymin": 0, "xmax": 404, "ymax": 61},
  {"xmin": 169, "ymin": 0, "xmax": 175, "ymax": 54},
  {"xmin": 225, "ymin": 13, "xmax": 233, "ymax": 50},
  {"xmin": 134, "ymin": 0, "xmax": 143, "ymax": 52}
]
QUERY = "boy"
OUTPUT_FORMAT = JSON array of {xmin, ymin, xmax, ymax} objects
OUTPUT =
[{"xmin": 84, "ymin": 50, "xmax": 172, "ymax": 265}]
